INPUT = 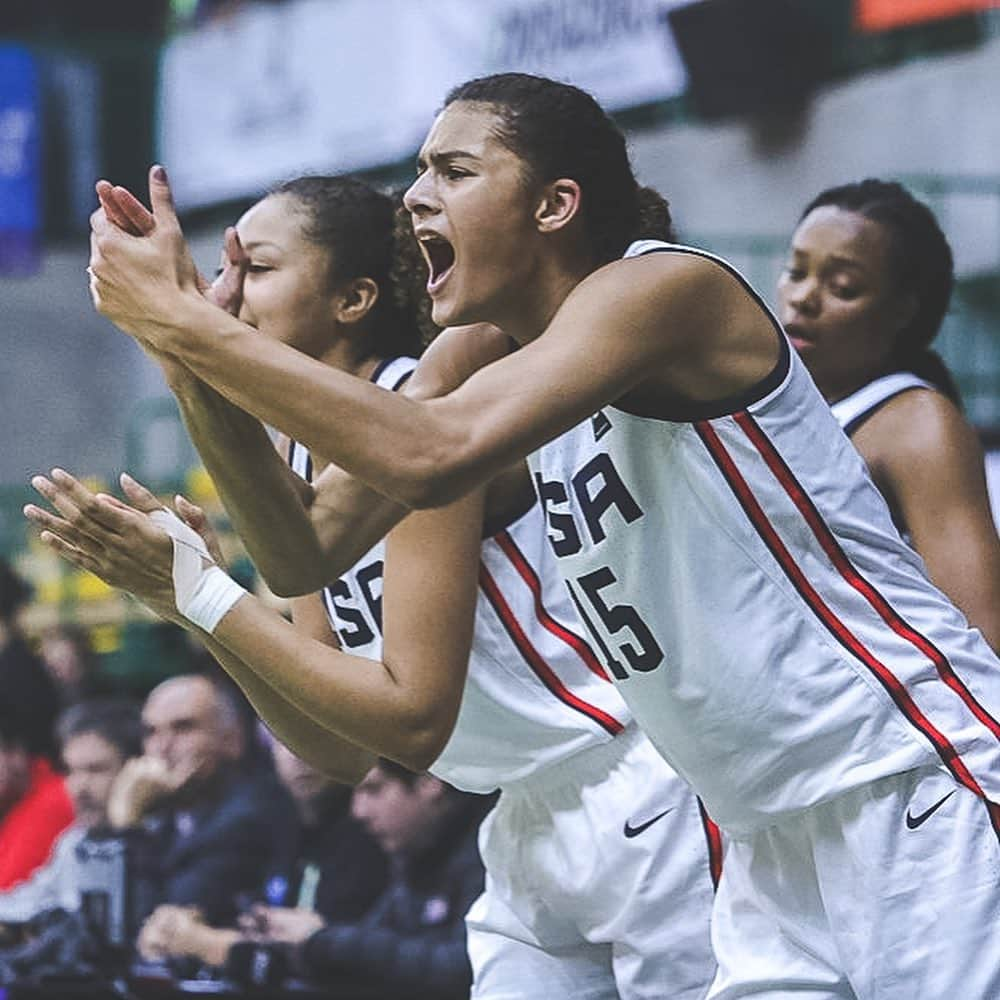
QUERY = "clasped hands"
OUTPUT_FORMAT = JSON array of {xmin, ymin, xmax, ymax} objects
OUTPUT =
[{"xmin": 89, "ymin": 166, "xmax": 247, "ymax": 351}]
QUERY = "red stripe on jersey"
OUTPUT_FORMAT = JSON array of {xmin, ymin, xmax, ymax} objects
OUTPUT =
[
  {"xmin": 493, "ymin": 530, "xmax": 611, "ymax": 682},
  {"xmin": 735, "ymin": 410, "xmax": 1000, "ymax": 745},
  {"xmin": 479, "ymin": 562, "xmax": 624, "ymax": 736},
  {"xmin": 697, "ymin": 799, "xmax": 724, "ymax": 891},
  {"xmin": 695, "ymin": 419, "xmax": 1000, "ymax": 837}
]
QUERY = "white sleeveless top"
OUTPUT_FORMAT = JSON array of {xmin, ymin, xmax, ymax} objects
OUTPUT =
[
  {"xmin": 289, "ymin": 357, "xmax": 632, "ymax": 793},
  {"xmin": 831, "ymin": 372, "xmax": 935, "ymax": 436},
  {"xmin": 527, "ymin": 241, "xmax": 1000, "ymax": 835}
]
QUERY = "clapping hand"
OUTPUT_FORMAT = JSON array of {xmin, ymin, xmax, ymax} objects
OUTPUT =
[{"xmin": 24, "ymin": 469, "xmax": 225, "ymax": 621}]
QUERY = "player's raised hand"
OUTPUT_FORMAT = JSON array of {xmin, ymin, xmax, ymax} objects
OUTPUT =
[
  {"xmin": 96, "ymin": 180, "xmax": 154, "ymax": 237},
  {"xmin": 88, "ymin": 164, "xmax": 202, "ymax": 346},
  {"xmin": 173, "ymin": 492, "xmax": 228, "ymax": 567},
  {"xmin": 24, "ymin": 468, "xmax": 179, "ymax": 621},
  {"xmin": 120, "ymin": 472, "xmax": 228, "ymax": 568}
]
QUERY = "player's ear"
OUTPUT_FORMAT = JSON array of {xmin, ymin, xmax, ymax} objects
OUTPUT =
[
  {"xmin": 333, "ymin": 277, "xmax": 380, "ymax": 326},
  {"xmin": 534, "ymin": 179, "xmax": 581, "ymax": 235}
]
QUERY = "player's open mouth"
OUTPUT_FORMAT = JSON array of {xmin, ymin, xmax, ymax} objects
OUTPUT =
[{"xmin": 419, "ymin": 235, "xmax": 456, "ymax": 294}]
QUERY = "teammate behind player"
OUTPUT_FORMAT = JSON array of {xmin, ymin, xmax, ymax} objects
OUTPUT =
[
  {"xmin": 778, "ymin": 178, "xmax": 1000, "ymax": 650},
  {"xmin": 33, "ymin": 176, "xmax": 718, "ymax": 996},
  {"xmin": 82, "ymin": 74, "xmax": 1000, "ymax": 998}
]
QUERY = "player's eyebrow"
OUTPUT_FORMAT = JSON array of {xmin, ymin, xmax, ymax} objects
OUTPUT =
[
  {"xmin": 240, "ymin": 240, "xmax": 282, "ymax": 252},
  {"xmin": 415, "ymin": 149, "xmax": 481, "ymax": 172}
]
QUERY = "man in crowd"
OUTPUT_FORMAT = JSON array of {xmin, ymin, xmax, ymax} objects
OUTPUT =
[
  {"xmin": 110, "ymin": 673, "xmax": 290, "ymax": 926},
  {"xmin": 134, "ymin": 736, "xmax": 389, "ymax": 969},
  {"xmin": 0, "ymin": 559, "xmax": 61, "ymax": 788},
  {"xmin": 0, "ymin": 697, "xmax": 142, "ymax": 923},
  {"xmin": 272, "ymin": 761, "xmax": 492, "ymax": 1000},
  {"xmin": 0, "ymin": 702, "xmax": 73, "ymax": 893}
]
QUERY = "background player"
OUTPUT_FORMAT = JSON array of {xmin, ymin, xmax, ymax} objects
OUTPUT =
[{"xmin": 778, "ymin": 178, "xmax": 1000, "ymax": 650}]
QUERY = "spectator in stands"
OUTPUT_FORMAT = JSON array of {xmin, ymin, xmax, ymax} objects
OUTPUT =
[
  {"xmin": 778, "ymin": 178, "xmax": 1000, "ymax": 651},
  {"xmin": 0, "ymin": 559, "xmax": 61, "ymax": 762},
  {"xmin": 0, "ymin": 701, "xmax": 74, "ymax": 892},
  {"xmin": 0, "ymin": 697, "xmax": 142, "ymax": 923},
  {"xmin": 134, "ymin": 736, "xmax": 388, "ymax": 969},
  {"xmin": 269, "ymin": 761, "xmax": 490, "ymax": 1000},
  {"xmin": 37, "ymin": 624, "xmax": 104, "ymax": 708},
  {"xmin": 109, "ymin": 673, "xmax": 291, "ymax": 925}
]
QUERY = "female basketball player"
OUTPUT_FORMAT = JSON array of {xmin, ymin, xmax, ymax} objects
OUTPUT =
[
  {"xmin": 84, "ymin": 74, "xmax": 1000, "ymax": 998},
  {"xmin": 35, "ymin": 175, "xmax": 718, "ymax": 998},
  {"xmin": 778, "ymin": 179, "xmax": 1000, "ymax": 650}
]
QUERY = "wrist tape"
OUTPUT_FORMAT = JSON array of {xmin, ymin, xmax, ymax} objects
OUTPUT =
[{"xmin": 148, "ymin": 507, "xmax": 246, "ymax": 633}]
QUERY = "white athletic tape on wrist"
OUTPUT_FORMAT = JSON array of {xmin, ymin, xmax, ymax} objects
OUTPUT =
[{"xmin": 148, "ymin": 507, "xmax": 246, "ymax": 633}]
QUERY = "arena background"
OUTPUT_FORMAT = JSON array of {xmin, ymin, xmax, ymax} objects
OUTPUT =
[{"xmin": 1, "ymin": 0, "xmax": 998, "ymax": 681}]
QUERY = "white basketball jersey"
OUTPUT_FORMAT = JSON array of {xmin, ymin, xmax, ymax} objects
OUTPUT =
[
  {"xmin": 289, "ymin": 358, "xmax": 631, "ymax": 794},
  {"xmin": 528, "ymin": 241, "xmax": 1000, "ymax": 835},
  {"xmin": 288, "ymin": 357, "xmax": 415, "ymax": 653},
  {"xmin": 831, "ymin": 372, "xmax": 934, "ymax": 436}
]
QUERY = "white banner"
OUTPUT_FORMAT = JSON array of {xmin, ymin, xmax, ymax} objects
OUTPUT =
[{"xmin": 158, "ymin": 0, "xmax": 689, "ymax": 210}]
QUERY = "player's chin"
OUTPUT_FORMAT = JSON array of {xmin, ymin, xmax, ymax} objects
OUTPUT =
[{"xmin": 430, "ymin": 295, "xmax": 469, "ymax": 329}]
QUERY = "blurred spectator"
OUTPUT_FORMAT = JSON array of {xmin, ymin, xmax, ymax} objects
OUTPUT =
[
  {"xmin": 37, "ymin": 624, "xmax": 104, "ymax": 708},
  {"xmin": 260, "ymin": 761, "xmax": 492, "ymax": 1000},
  {"xmin": 134, "ymin": 739, "xmax": 388, "ymax": 970},
  {"xmin": 261, "ymin": 740, "xmax": 388, "ymax": 918},
  {"xmin": 0, "ymin": 697, "xmax": 141, "ymax": 923},
  {"xmin": 0, "ymin": 559, "xmax": 60, "ymax": 762},
  {"xmin": 0, "ymin": 701, "xmax": 73, "ymax": 892},
  {"xmin": 109, "ymin": 673, "xmax": 292, "ymax": 925}
]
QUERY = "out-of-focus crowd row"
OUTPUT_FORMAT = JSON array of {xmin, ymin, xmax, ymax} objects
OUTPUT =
[{"xmin": 0, "ymin": 557, "xmax": 490, "ymax": 1000}]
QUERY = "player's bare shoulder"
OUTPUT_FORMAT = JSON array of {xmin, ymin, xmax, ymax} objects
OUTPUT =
[
  {"xmin": 858, "ymin": 385, "xmax": 978, "ymax": 474},
  {"xmin": 405, "ymin": 324, "xmax": 510, "ymax": 400},
  {"xmin": 571, "ymin": 248, "xmax": 781, "ymax": 407}
]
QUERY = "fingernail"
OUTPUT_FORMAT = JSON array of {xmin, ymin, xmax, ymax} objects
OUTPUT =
[
  {"xmin": 121, "ymin": 473, "xmax": 135, "ymax": 485},
  {"xmin": 152, "ymin": 165, "xmax": 167, "ymax": 182}
]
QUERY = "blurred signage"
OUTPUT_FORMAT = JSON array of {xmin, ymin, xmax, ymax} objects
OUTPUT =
[
  {"xmin": 158, "ymin": 0, "xmax": 689, "ymax": 210},
  {"xmin": 856, "ymin": 0, "xmax": 999, "ymax": 31},
  {"xmin": 0, "ymin": 45, "xmax": 41, "ymax": 275}
]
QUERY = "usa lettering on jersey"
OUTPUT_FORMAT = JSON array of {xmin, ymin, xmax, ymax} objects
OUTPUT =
[{"xmin": 535, "ymin": 452, "xmax": 664, "ymax": 680}]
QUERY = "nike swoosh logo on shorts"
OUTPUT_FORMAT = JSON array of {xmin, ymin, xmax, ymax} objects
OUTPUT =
[
  {"xmin": 905, "ymin": 789, "xmax": 956, "ymax": 830},
  {"xmin": 624, "ymin": 808, "xmax": 674, "ymax": 838}
]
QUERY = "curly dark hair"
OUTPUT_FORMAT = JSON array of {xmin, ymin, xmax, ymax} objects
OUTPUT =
[
  {"xmin": 445, "ymin": 73, "xmax": 673, "ymax": 264},
  {"xmin": 800, "ymin": 179, "xmax": 958, "ymax": 403},
  {"xmin": 270, "ymin": 175, "xmax": 426, "ymax": 360}
]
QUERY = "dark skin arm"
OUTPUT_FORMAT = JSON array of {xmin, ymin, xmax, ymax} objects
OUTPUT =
[{"xmin": 854, "ymin": 389, "xmax": 1000, "ymax": 652}]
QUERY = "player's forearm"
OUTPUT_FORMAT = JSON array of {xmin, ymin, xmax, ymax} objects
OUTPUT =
[
  {"xmin": 195, "ymin": 630, "xmax": 375, "ymax": 784},
  {"xmin": 155, "ymin": 297, "xmax": 472, "ymax": 508},
  {"xmin": 212, "ymin": 596, "xmax": 454, "ymax": 771},
  {"xmin": 309, "ymin": 465, "xmax": 409, "ymax": 581},
  {"xmin": 170, "ymin": 372, "xmax": 331, "ymax": 595}
]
